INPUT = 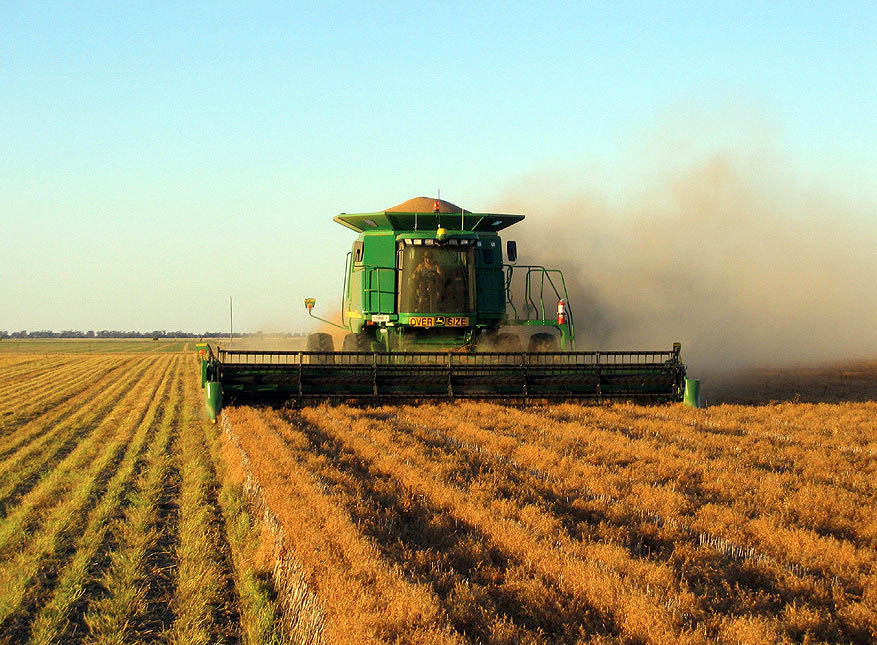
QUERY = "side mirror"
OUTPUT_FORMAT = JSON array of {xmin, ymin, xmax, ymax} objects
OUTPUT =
[{"xmin": 506, "ymin": 240, "xmax": 517, "ymax": 263}]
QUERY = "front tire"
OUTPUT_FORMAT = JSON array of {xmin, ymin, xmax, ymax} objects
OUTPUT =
[
  {"xmin": 342, "ymin": 332, "xmax": 372, "ymax": 363},
  {"xmin": 306, "ymin": 332, "xmax": 334, "ymax": 364},
  {"xmin": 342, "ymin": 332, "xmax": 372, "ymax": 351}
]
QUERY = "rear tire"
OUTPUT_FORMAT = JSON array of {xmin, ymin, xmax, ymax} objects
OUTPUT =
[
  {"xmin": 528, "ymin": 332, "xmax": 559, "ymax": 352},
  {"xmin": 306, "ymin": 332, "xmax": 334, "ymax": 364},
  {"xmin": 493, "ymin": 332, "xmax": 523, "ymax": 353}
]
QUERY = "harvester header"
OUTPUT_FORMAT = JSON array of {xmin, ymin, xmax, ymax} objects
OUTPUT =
[{"xmin": 197, "ymin": 196, "xmax": 687, "ymax": 418}]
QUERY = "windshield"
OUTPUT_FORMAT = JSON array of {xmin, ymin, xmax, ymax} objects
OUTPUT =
[{"xmin": 398, "ymin": 245, "xmax": 475, "ymax": 313}]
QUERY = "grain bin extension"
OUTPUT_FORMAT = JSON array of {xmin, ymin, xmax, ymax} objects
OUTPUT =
[{"xmin": 197, "ymin": 197, "xmax": 687, "ymax": 411}]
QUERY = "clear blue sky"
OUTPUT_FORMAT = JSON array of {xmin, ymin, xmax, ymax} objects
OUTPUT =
[{"xmin": 2, "ymin": 1, "xmax": 875, "ymax": 333}]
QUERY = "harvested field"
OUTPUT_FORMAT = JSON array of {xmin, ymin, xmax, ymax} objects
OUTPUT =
[
  {"xmin": 0, "ymin": 339, "xmax": 197, "ymax": 354},
  {"xmin": 0, "ymin": 345, "xmax": 874, "ymax": 644},
  {"xmin": 0, "ymin": 346, "xmax": 284, "ymax": 644}
]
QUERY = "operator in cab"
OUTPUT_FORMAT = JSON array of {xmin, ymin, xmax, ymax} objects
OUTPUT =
[{"xmin": 411, "ymin": 254, "xmax": 444, "ymax": 311}]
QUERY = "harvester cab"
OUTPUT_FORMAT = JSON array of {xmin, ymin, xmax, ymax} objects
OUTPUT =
[
  {"xmin": 197, "ymin": 197, "xmax": 686, "ymax": 418},
  {"xmin": 308, "ymin": 196, "xmax": 573, "ymax": 354}
]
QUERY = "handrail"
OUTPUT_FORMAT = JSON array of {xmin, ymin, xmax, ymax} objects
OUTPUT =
[
  {"xmin": 504, "ymin": 264, "xmax": 573, "ymax": 321},
  {"xmin": 341, "ymin": 251, "xmax": 351, "ymax": 326}
]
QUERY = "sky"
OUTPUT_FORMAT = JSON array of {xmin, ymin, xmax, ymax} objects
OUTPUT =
[{"xmin": 2, "ymin": 1, "xmax": 876, "ymax": 340}]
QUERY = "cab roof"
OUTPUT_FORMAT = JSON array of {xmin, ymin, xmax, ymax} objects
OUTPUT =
[{"xmin": 333, "ymin": 196, "xmax": 524, "ymax": 233}]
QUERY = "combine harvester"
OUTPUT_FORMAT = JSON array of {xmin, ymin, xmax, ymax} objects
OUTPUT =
[{"xmin": 197, "ymin": 197, "xmax": 689, "ymax": 419}]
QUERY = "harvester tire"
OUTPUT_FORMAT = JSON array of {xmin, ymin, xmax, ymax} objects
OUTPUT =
[
  {"xmin": 342, "ymin": 333, "xmax": 372, "ymax": 352},
  {"xmin": 306, "ymin": 332, "xmax": 334, "ymax": 364},
  {"xmin": 342, "ymin": 332, "xmax": 372, "ymax": 362},
  {"xmin": 493, "ymin": 333, "xmax": 523, "ymax": 353},
  {"xmin": 528, "ymin": 332, "xmax": 559, "ymax": 352}
]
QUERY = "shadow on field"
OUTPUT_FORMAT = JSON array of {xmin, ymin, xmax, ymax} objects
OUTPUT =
[{"xmin": 699, "ymin": 361, "xmax": 876, "ymax": 405}]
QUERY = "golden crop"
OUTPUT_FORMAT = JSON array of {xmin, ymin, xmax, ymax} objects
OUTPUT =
[
  {"xmin": 0, "ymin": 343, "xmax": 873, "ymax": 644},
  {"xmin": 224, "ymin": 391, "xmax": 875, "ymax": 644}
]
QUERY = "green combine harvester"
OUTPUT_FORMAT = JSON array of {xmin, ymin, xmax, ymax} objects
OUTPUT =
[{"xmin": 198, "ymin": 197, "xmax": 687, "ymax": 419}]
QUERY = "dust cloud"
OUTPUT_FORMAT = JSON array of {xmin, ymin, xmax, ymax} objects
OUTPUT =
[
  {"xmin": 494, "ymin": 154, "xmax": 876, "ymax": 373},
  {"xmin": 221, "ymin": 334, "xmax": 307, "ymax": 351},
  {"xmin": 313, "ymin": 310, "xmax": 348, "ymax": 349}
]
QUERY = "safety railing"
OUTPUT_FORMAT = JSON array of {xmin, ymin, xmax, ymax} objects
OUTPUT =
[
  {"xmin": 213, "ymin": 345, "xmax": 684, "ymax": 402},
  {"xmin": 216, "ymin": 348, "xmax": 680, "ymax": 367},
  {"xmin": 504, "ymin": 265, "xmax": 571, "ymax": 324}
]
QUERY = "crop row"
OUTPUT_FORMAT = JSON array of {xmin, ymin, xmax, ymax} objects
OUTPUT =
[
  {"xmin": 225, "ymin": 402, "xmax": 875, "ymax": 644},
  {"xmin": 0, "ymin": 352, "xmax": 284, "ymax": 643},
  {"xmin": 0, "ymin": 356, "xmax": 135, "ymax": 437},
  {"xmin": 437, "ymin": 402, "xmax": 877, "ymax": 574},
  {"xmin": 324, "ymin": 404, "xmax": 870, "ymax": 642},
  {"xmin": 0, "ymin": 340, "xmax": 195, "ymax": 354},
  {"xmin": 387, "ymin": 404, "xmax": 873, "ymax": 640}
]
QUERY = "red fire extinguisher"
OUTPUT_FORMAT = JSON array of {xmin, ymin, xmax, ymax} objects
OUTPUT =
[{"xmin": 557, "ymin": 299, "xmax": 566, "ymax": 325}]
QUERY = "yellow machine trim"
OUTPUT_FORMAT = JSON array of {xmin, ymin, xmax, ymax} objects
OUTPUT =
[{"xmin": 408, "ymin": 316, "xmax": 469, "ymax": 327}]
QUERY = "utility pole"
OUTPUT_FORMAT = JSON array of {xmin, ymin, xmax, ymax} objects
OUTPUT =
[{"xmin": 229, "ymin": 296, "xmax": 233, "ymax": 346}]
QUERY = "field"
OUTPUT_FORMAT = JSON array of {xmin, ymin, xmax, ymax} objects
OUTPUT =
[
  {"xmin": 0, "ymin": 341, "xmax": 284, "ymax": 644},
  {"xmin": 0, "ymin": 340, "xmax": 874, "ymax": 644},
  {"xmin": 0, "ymin": 339, "xmax": 198, "ymax": 354}
]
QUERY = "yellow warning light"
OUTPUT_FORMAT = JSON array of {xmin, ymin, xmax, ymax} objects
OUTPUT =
[{"xmin": 436, "ymin": 227, "xmax": 447, "ymax": 241}]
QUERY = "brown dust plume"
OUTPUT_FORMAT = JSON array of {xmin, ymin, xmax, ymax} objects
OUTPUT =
[{"xmin": 494, "ymin": 154, "xmax": 877, "ymax": 373}]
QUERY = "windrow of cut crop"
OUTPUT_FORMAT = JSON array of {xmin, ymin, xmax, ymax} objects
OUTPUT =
[
  {"xmin": 262, "ymin": 406, "xmax": 608, "ymax": 645},
  {"xmin": 166, "ymin": 360, "xmax": 242, "ymax": 645},
  {"xmin": 27, "ymin": 355, "xmax": 183, "ymax": 643},
  {"xmin": 0, "ymin": 356, "xmax": 124, "ymax": 433},
  {"xmin": 0, "ymin": 355, "xmax": 44, "ymax": 370},
  {"xmin": 0, "ymin": 356, "xmax": 152, "ymax": 494},
  {"xmin": 299, "ymin": 404, "xmax": 705, "ymax": 645},
  {"xmin": 0, "ymin": 354, "xmax": 105, "ymax": 407},
  {"xmin": 216, "ymin": 412, "xmax": 315, "ymax": 645},
  {"xmin": 225, "ymin": 405, "xmax": 463, "ymax": 645},
  {"xmin": 0, "ymin": 355, "xmax": 139, "ymax": 444},
  {"xmin": 0, "ymin": 355, "xmax": 175, "ymax": 641},
  {"xmin": 69, "ymin": 354, "xmax": 184, "ymax": 643},
  {"xmin": 419, "ymin": 401, "xmax": 875, "ymax": 643},
  {"xmin": 0, "ymin": 354, "xmax": 90, "ymax": 408},
  {"xmin": 0, "ymin": 357, "xmax": 166, "ymax": 557},
  {"xmin": 0, "ymin": 354, "xmax": 75, "ymax": 384}
]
